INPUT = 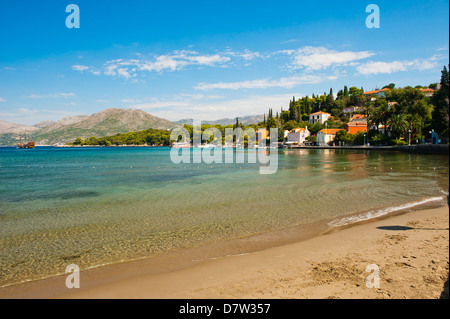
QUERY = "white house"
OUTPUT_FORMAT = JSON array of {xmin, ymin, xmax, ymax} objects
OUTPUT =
[
  {"xmin": 309, "ymin": 111, "xmax": 331, "ymax": 125},
  {"xmin": 317, "ymin": 128, "xmax": 341, "ymax": 146},
  {"xmin": 286, "ymin": 127, "xmax": 310, "ymax": 145}
]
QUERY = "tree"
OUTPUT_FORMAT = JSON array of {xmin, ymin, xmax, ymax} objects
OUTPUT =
[
  {"xmin": 73, "ymin": 137, "xmax": 83, "ymax": 145},
  {"xmin": 324, "ymin": 88, "xmax": 335, "ymax": 112},
  {"xmin": 233, "ymin": 117, "xmax": 243, "ymax": 129},
  {"xmin": 367, "ymin": 104, "xmax": 381, "ymax": 132},
  {"xmin": 388, "ymin": 114, "xmax": 408, "ymax": 139},
  {"xmin": 281, "ymin": 110, "xmax": 290, "ymax": 123},
  {"xmin": 383, "ymin": 83, "xmax": 396, "ymax": 90},
  {"xmin": 282, "ymin": 120, "xmax": 297, "ymax": 131},
  {"xmin": 375, "ymin": 99, "xmax": 390, "ymax": 135},
  {"xmin": 429, "ymin": 83, "xmax": 438, "ymax": 90},
  {"xmin": 289, "ymin": 97, "xmax": 299, "ymax": 122},
  {"xmin": 334, "ymin": 129, "xmax": 352, "ymax": 145},
  {"xmin": 266, "ymin": 117, "xmax": 277, "ymax": 130},
  {"xmin": 349, "ymin": 88, "xmax": 366, "ymax": 108},
  {"xmin": 406, "ymin": 113, "xmax": 423, "ymax": 143},
  {"xmin": 432, "ymin": 65, "xmax": 449, "ymax": 138},
  {"xmin": 343, "ymin": 85, "xmax": 349, "ymax": 98},
  {"xmin": 309, "ymin": 122, "xmax": 324, "ymax": 135}
]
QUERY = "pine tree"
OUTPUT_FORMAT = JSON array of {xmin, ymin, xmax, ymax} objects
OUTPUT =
[{"xmin": 432, "ymin": 65, "xmax": 450, "ymax": 138}]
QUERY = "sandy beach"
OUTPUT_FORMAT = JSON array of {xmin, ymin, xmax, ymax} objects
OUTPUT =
[{"xmin": 1, "ymin": 205, "xmax": 448, "ymax": 299}]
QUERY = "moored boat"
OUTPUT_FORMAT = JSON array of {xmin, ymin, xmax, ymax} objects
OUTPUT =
[{"xmin": 17, "ymin": 141, "xmax": 35, "ymax": 149}]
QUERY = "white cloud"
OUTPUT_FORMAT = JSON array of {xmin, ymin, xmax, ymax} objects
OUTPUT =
[
  {"xmin": 280, "ymin": 39, "xmax": 299, "ymax": 44},
  {"xmin": 72, "ymin": 64, "xmax": 101, "ymax": 76},
  {"xmin": 185, "ymin": 54, "xmax": 230, "ymax": 66},
  {"xmin": 99, "ymin": 51, "xmax": 232, "ymax": 79},
  {"xmin": 135, "ymin": 94, "xmax": 302, "ymax": 121},
  {"xmin": 195, "ymin": 75, "xmax": 336, "ymax": 91},
  {"xmin": 130, "ymin": 100, "xmax": 192, "ymax": 110},
  {"xmin": 72, "ymin": 65, "xmax": 90, "ymax": 71},
  {"xmin": 121, "ymin": 99, "xmax": 142, "ymax": 103},
  {"xmin": 224, "ymin": 49, "xmax": 264, "ymax": 61},
  {"xmin": 116, "ymin": 68, "xmax": 133, "ymax": 79},
  {"xmin": 356, "ymin": 56, "xmax": 440, "ymax": 75},
  {"xmin": 0, "ymin": 97, "xmax": 6, "ymax": 102},
  {"xmin": 74, "ymin": 49, "xmax": 260, "ymax": 80},
  {"xmin": 282, "ymin": 46, "xmax": 374, "ymax": 71},
  {"xmin": 27, "ymin": 93, "xmax": 76, "ymax": 99}
]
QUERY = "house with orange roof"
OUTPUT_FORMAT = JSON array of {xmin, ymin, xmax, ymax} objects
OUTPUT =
[
  {"xmin": 345, "ymin": 114, "xmax": 368, "ymax": 134},
  {"xmin": 363, "ymin": 87, "xmax": 391, "ymax": 99},
  {"xmin": 309, "ymin": 111, "xmax": 331, "ymax": 125},
  {"xmin": 317, "ymin": 128, "xmax": 341, "ymax": 145},
  {"xmin": 420, "ymin": 88, "xmax": 435, "ymax": 97},
  {"xmin": 350, "ymin": 114, "xmax": 367, "ymax": 122},
  {"xmin": 286, "ymin": 127, "xmax": 310, "ymax": 145},
  {"xmin": 345, "ymin": 122, "xmax": 368, "ymax": 135},
  {"xmin": 363, "ymin": 89, "xmax": 379, "ymax": 95}
]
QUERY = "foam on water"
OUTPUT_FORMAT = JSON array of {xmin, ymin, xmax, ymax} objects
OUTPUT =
[{"xmin": 328, "ymin": 196, "xmax": 446, "ymax": 227}]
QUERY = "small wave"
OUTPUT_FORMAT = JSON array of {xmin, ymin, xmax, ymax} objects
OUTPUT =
[
  {"xmin": 191, "ymin": 252, "xmax": 256, "ymax": 262},
  {"xmin": 328, "ymin": 196, "xmax": 445, "ymax": 227}
]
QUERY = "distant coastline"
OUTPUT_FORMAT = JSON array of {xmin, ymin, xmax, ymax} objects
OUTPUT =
[
  {"xmin": 15, "ymin": 143, "xmax": 449, "ymax": 155},
  {"xmin": 289, "ymin": 144, "xmax": 449, "ymax": 155}
]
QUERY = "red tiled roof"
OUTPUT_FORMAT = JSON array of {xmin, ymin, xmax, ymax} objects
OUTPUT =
[
  {"xmin": 363, "ymin": 90, "xmax": 379, "ymax": 95},
  {"xmin": 290, "ymin": 128, "xmax": 307, "ymax": 133},
  {"xmin": 319, "ymin": 129, "xmax": 341, "ymax": 135}
]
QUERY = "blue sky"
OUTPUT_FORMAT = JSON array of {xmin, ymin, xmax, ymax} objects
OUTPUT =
[{"xmin": 0, "ymin": 0, "xmax": 448, "ymax": 125}]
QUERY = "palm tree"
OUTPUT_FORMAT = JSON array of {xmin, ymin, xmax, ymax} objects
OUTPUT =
[
  {"xmin": 367, "ymin": 104, "xmax": 381, "ymax": 132},
  {"xmin": 406, "ymin": 113, "xmax": 422, "ymax": 143},
  {"xmin": 388, "ymin": 114, "xmax": 408, "ymax": 139},
  {"xmin": 376, "ymin": 100, "xmax": 391, "ymax": 136}
]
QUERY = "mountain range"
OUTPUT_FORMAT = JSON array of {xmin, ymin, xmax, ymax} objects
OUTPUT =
[
  {"xmin": 0, "ymin": 108, "xmax": 179, "ymax": 146},
  {"xmin": 0, "ymin": 109, "xmax": 265, "ymax": 146},
  {"xmin": 175, "ymin": 114, "xmax": 264, "ymax": 126}
]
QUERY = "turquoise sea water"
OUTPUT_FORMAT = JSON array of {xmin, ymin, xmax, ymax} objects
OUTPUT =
[{"xmin": 0, "ymin": 146, "xmax": 448, "ymax": 287}]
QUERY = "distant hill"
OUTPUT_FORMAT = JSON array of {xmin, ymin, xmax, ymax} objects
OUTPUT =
[
  {"xmin": 0, "ymin": 120, "xmax": 39, "ymax": 145},
  {"xmin": 0, "ymin": 119, "xmax": 39, "ymax": 134},
  {"xmin": 175, "ymin": 114, "xmax": 264, "ymax": 126},
  {"xmin": 0, "ymin": 108, "xmax": 180, "ymax": 146},
  {"xmin": 33, "ymin": 120, "xmax": 56, "ymax": 129}
]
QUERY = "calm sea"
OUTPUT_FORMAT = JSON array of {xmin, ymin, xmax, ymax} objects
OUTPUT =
[{"xmin": 0, "ymin": 146, "xmax": 448, "ymax": 287}]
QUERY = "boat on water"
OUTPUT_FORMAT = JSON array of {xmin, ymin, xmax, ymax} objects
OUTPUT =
[
  {"xmin": 17, "ymin": 134, "xmax": 36, "ymax": 149},
  {"xmin": 17, "ymin": 141, "xmax": 35, "ymax": 149}
]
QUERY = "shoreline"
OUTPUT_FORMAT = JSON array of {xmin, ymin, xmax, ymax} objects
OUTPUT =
[
  {"xmin": 288, "ymin": 144, "xmax": 449, "ymax": 155},
  {"xmin": 1, "ymin": 203, "xmax": 448, "ymax": 299},
  {"xmin": 1, "ymin": 144, "xmax": 448, "ymax": 156}
]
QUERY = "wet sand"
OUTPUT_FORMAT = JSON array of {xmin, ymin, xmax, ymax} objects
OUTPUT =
[{"xmin": 1, "ymin": 206, "xmax": 448, "ymax": 299}]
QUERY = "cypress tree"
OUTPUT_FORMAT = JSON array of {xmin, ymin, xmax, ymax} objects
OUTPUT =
[{"xmin": 432, "ymin": 65, "xmax": 450, "ymax": 137}]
